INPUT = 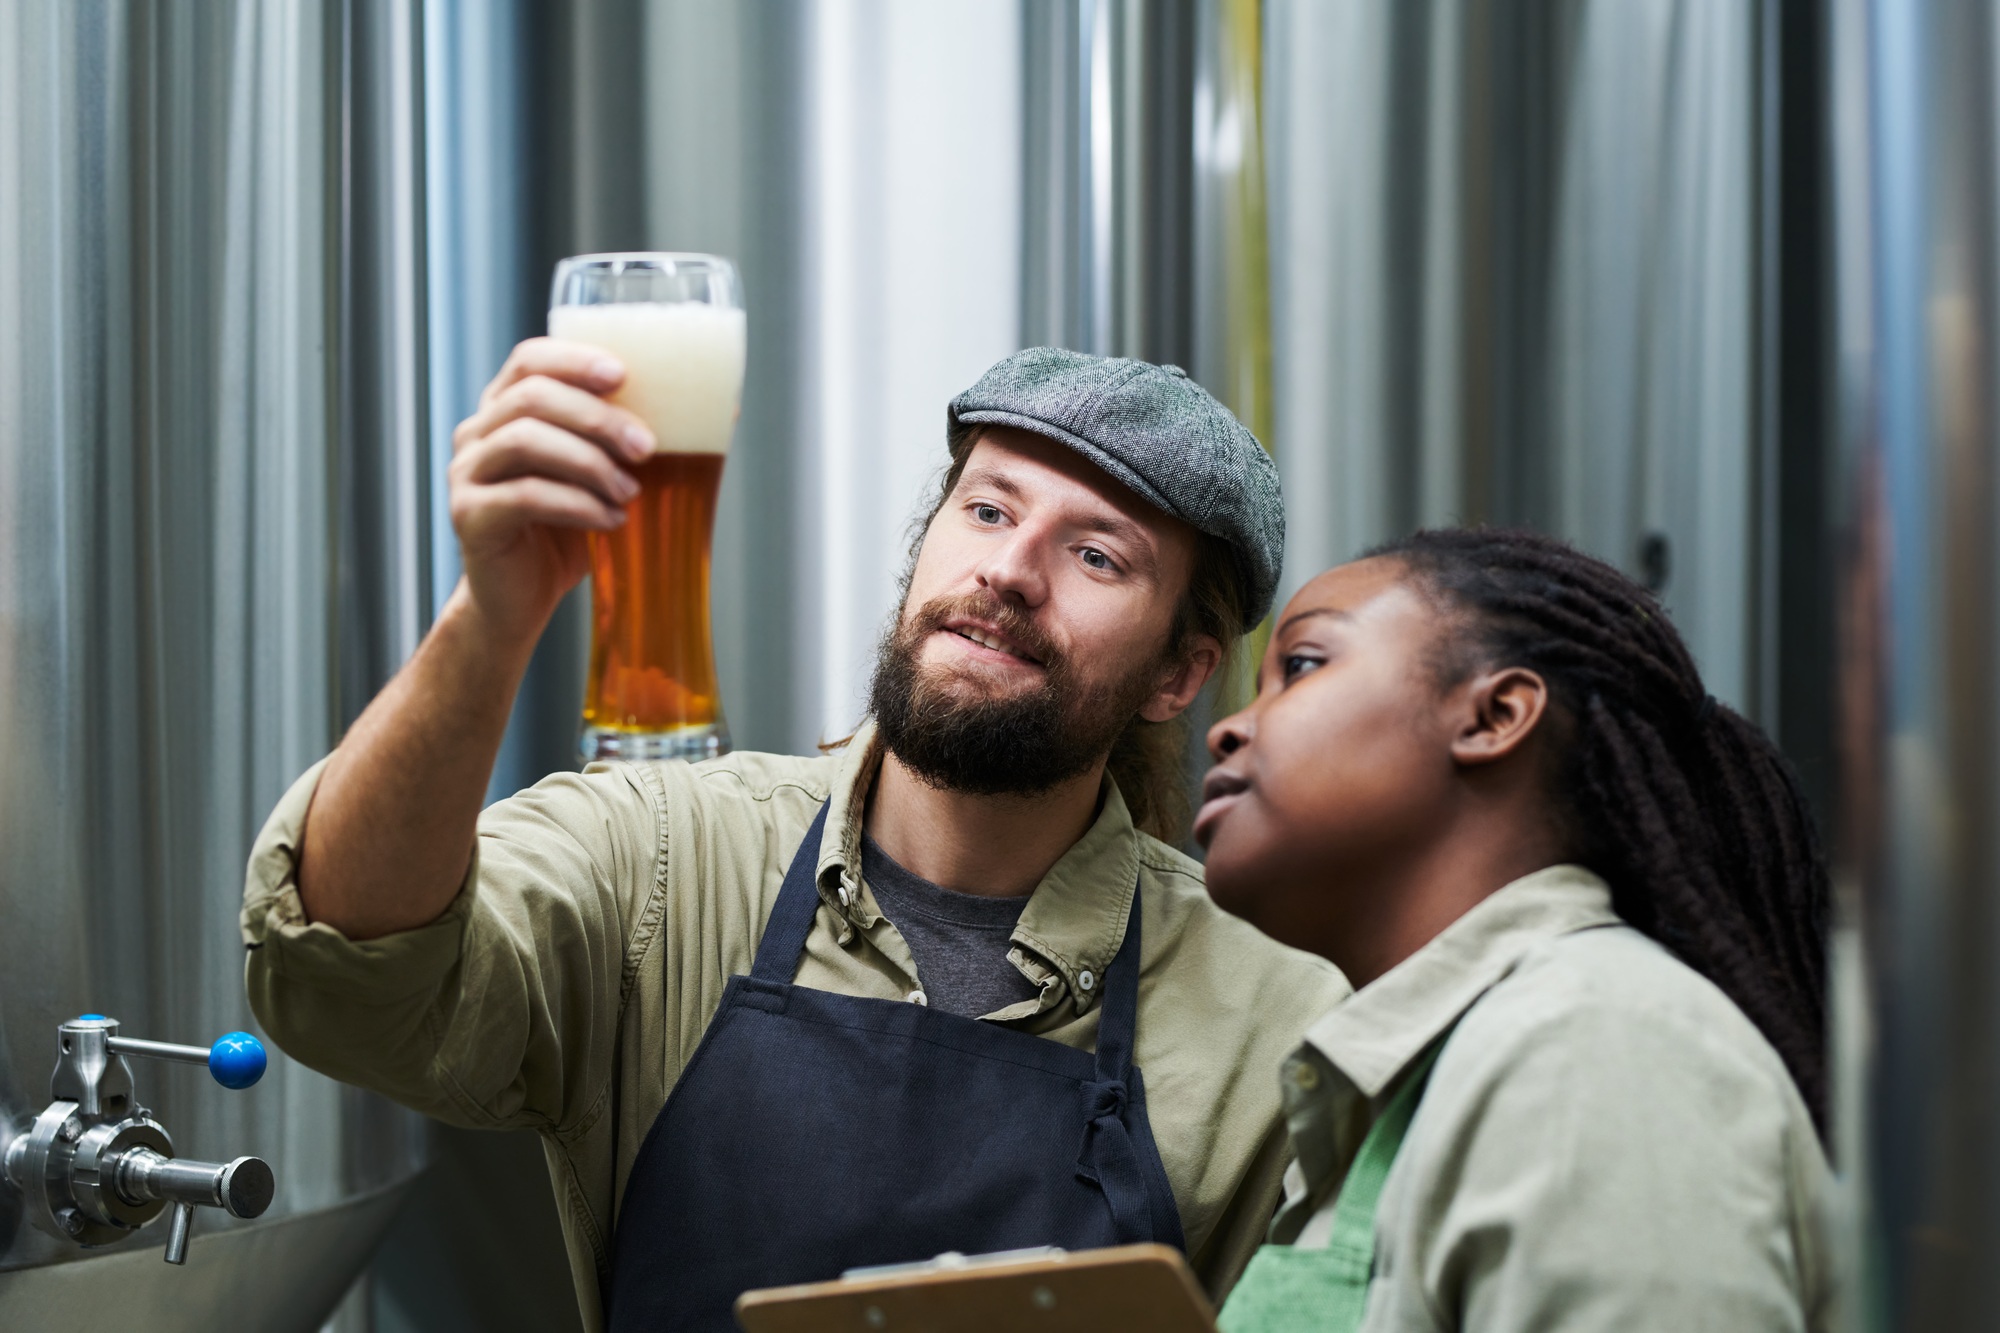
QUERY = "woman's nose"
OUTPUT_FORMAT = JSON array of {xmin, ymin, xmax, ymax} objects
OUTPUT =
[{"xmin": 1207, "ymin": 708, "xmax": 1253, "ymax": 761}]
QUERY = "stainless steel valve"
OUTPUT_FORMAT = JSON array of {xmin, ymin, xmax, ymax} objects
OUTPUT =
[{"xmin": 1, "ymin": 1014, "xmax": 275, "ymax": 1264}]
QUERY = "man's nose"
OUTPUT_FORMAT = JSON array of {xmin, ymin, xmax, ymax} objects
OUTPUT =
[
  {"xmin": 1207, "ymin": 707, "xmax": 1254, "ymax": 761},
  {"xmin": 974, "ymin": 527, "xmax": 1051, "ymax": 606}
]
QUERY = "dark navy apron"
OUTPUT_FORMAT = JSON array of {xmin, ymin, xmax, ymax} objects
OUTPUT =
[{"xmin": 604, "ymin": 802, "xmax": 1185, "ymax": 1332}]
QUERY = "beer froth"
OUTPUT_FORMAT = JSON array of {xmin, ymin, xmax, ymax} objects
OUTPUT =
[{"xmin": 548, "ymin": 301, "xmax": 746, "ymax": 454}]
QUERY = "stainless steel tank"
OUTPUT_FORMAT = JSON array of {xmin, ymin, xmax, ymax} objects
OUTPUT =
[
  {"xmin": 1261, "ymin": 0, "xmax": 1771, "ymax": 713},
  {"xmin": 0, "ymin": 3, "xmax": 428, "ymax": 1328},
  {"xmin": 1825, "ymin": 0, "xmax": 2000, "ymax": 1325}
]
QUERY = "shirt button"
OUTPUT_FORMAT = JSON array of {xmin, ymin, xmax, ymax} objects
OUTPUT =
[
  {"xmin": 1077, "ymin": 970, "xmax": 1096, "ymax": 992},
  {"xmin": 907, "ymin": 990, "xmax": 928, "ymax": 1006},
  {"xmin": 836, "ymin": 883, "xmax": 852, "ymax": 907},
  {"xmin": 1288, "ymin": 1060, "xmax": 1320, "ymax": 1091}
]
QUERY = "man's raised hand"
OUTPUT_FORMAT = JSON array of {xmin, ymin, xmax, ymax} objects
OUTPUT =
[{"xmin": 447, "ymin": 337, "xmax": 657, "ymax": 645}]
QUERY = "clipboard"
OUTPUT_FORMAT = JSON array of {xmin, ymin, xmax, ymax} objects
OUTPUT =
[{"xmin": 734, "ymin": 1243, "xmax": 1219, "ymax": 1333}]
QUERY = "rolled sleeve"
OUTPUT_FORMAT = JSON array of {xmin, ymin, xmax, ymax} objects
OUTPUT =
[
  {"xmin": 242, "ymin": 758, "xmax": 477, "ymax": 996},
  {"xmin": 242, "ymin": 758, "xmax": 665, "ymax": 1135}
]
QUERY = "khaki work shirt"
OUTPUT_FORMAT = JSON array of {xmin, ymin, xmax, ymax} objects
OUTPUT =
[
  {"xmin": 241, "ymin": 722, "xmax": 1348, "ymax": 1331},
  {"xmin": 1271, "ymin": 865, "xmax": 1832, "ymax": 1332}
]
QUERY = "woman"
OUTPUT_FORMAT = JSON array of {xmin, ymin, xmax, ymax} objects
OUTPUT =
[{"xmin": 1200, "ymin": 529, "xmax": 1831, "ymax": 1332}]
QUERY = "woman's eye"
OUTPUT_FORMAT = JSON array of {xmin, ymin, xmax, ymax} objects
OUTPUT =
[
  {"xmin": 973, "ymin": 504, "xmax": 1003, "ymax": 524},
  {"xmin": 1281, "ymin": 654, "xmax": 1322, "ymax": 683}
]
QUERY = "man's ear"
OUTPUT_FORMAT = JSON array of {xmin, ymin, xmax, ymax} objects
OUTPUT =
[
  {"xmin": 1141, "ymin": 634, "xmax": 1223, "ymax": 723},
  {"xmin": 1450, "ymin": 667, "xmax": 1550, "ymax": 767}
]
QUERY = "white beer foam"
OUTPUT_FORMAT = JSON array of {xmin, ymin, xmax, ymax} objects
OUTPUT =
[{"xmin": 548, "ymin": 301, "xmax": 747, "ymax": 454}]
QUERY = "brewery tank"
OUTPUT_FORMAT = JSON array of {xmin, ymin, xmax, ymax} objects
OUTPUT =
[{"xmin": 0, "ymin": 3, "xmax": 428, "ymax": 1328}]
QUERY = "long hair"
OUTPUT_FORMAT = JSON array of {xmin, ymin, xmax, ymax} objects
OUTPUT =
[
  {"xmin": 916, "ymin": 435, "xmax": 1246, "ymax": 844},
  {"xmin": 1368, "ymin": 527, "xmax": 1831, "ymax": 1131}
]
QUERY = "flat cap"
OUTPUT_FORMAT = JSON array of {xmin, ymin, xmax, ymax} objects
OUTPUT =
[{"xmin": 947, "ymin": 347, "xmax": 1283, "ymax": 628}]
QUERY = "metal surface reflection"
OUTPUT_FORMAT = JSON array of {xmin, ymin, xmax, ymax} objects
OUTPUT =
[
  {"xmin": 1023, "ymin": 0, "xmax": 1196, "ymax": 364},
  {"xmin": 0, "ymin": 2, "xmax": 427, "ymax": 1327},
  {"xmin": 1828, "ymin": 0, "xmax": 2000, "ymax": 1326},
  {"xmin": 1263, "ymin": 0, "xmax": 1765, "ymax": 709}
]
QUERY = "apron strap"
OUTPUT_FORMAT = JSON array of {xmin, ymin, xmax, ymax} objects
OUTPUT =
[
  {"xmin": 1322, "ymin": 1036, "xmax": 1447, "ymax": 1261},
  {"xmin": 1076, "ymin": 885, "xmax": 1166, "ymax": 1245},
  {"xmin": 749, "ymin": 802, "xmax": 833, "ymax": 983},
  {"xmin": 1091, "ymin": 887, "xmax": 1143, "ymax": 1083},
  {"xmin": 1215, "ymin": 1037, "xmax": 1450, "ymax": 1333}
]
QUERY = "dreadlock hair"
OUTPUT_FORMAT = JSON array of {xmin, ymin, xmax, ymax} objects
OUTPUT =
[
  {"xmin": 1367, "ymin": 527, "xmax": 1831, "ymax": 1133},
  {"xmin": 918, "ymin": 431, "xmax": 1247, "ymax": 844}
]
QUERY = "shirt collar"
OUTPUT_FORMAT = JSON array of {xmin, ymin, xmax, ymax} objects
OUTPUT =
[
  {"xmin": 815, "ymin": 719, "xmax": 881, "ymax": 908},
  {"xmin": 1302, "ymin": 865, "xmax": 1620, "ymax": 1098},
  {"xmin": 1008, "ymin": 773, "xmax": 1140, "ymax": 1014},
  {"xmin": 813, "ymin": 719, "xmax": 1141, "ymax": 1015}
]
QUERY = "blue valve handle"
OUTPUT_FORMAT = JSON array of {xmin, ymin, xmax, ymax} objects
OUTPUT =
[
  {"xmin": 91, "ymin": 1023, "xmax": 269, "ymax": 1090},
  {"xmin": 206, "ymin": 1031, "xmax": 267, "ymax": 1089}
]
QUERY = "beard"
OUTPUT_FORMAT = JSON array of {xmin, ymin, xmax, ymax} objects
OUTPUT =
[{"xmin": 867, "ymin": 590, "xmax": 1166, "ymax": 796}]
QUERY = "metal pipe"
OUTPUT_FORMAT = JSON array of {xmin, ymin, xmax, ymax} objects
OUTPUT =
[
  {"xmin": 112, "ymin": 1147, "xmax": 275, "ymax": 1220},
  {"xmin": 105, "ymin": 1037, "xmax": 210, "ymax": 1068},
  {"xmin": 163, "ymin": 1204, "xmax": 194, "ymax": 1266}
]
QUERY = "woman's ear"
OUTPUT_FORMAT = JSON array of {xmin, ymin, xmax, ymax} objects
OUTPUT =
[{"xmin": 1450, "ymin": 667, "xmax": 1550, "ymax": 767}]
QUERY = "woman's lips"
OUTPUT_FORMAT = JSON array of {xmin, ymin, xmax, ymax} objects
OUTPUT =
[
  {"xmin": 1193, "ymin": 770, "xmax": 1249, "ymax": 846},
  {"xmin": 1192, "ymin": 793, "xmax": 1241, "ymax": 847}
]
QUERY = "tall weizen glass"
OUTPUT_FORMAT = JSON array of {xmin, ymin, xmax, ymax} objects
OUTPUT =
[{"xmin": 549, "ymin": 253, "xmax": 745, "ymax": 762}]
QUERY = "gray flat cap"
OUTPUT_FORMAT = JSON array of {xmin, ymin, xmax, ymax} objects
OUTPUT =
[{"xmin": 947, "ymin": 346, "xmax": 1282, "ymax": 627}]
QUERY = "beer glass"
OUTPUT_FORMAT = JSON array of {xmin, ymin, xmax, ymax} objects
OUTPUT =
[{"xmin": 550, "ymin": 253, "xmax": 745, "ymax": 762}]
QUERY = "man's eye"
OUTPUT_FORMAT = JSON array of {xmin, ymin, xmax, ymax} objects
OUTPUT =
[
  {"xmin": 973, "ymin": 504, "xmax": 1003, "ymax": 524},
  {"xmin": 1281, "ymin": 654, "xmax": 1322, "ymax": 683},
  {"xmin": 1080, "ymin": 548, "xmax": 1112, "ymax": 571}
]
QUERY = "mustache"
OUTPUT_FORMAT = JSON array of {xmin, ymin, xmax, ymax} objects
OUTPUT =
[{"xmin": 906, "ymin": 591, "xmax": 1065, "ymax": 672}]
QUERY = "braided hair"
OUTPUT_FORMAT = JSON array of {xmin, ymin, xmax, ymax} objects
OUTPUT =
[{"xmin": 1367, "ymin": 527, "xmax": 1830, "ymax": 1132}]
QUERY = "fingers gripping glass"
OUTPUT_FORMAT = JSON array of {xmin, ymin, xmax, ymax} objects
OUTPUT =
[{"xmin": 549, "ymin": 253, "xmax": 745, "ymax": 763}]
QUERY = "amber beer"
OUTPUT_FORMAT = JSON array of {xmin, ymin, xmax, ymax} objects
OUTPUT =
[
  {"xmin": 549, "ymin": 254, "xmax": 746, "ymax": 761},
  {"xmin": 585, "ymin": 450, "xmax": 726, "ymax": 736}
]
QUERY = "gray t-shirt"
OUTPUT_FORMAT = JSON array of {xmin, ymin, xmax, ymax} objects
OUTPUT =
[{"xmin": 860, "ymin": 833, "xmax": 1044, "ymax": 1019}]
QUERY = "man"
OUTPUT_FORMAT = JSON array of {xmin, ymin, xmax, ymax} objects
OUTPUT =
[{"xmin": 242, "ymin": 343, "xmax": 1347, "ymax": 1332}]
